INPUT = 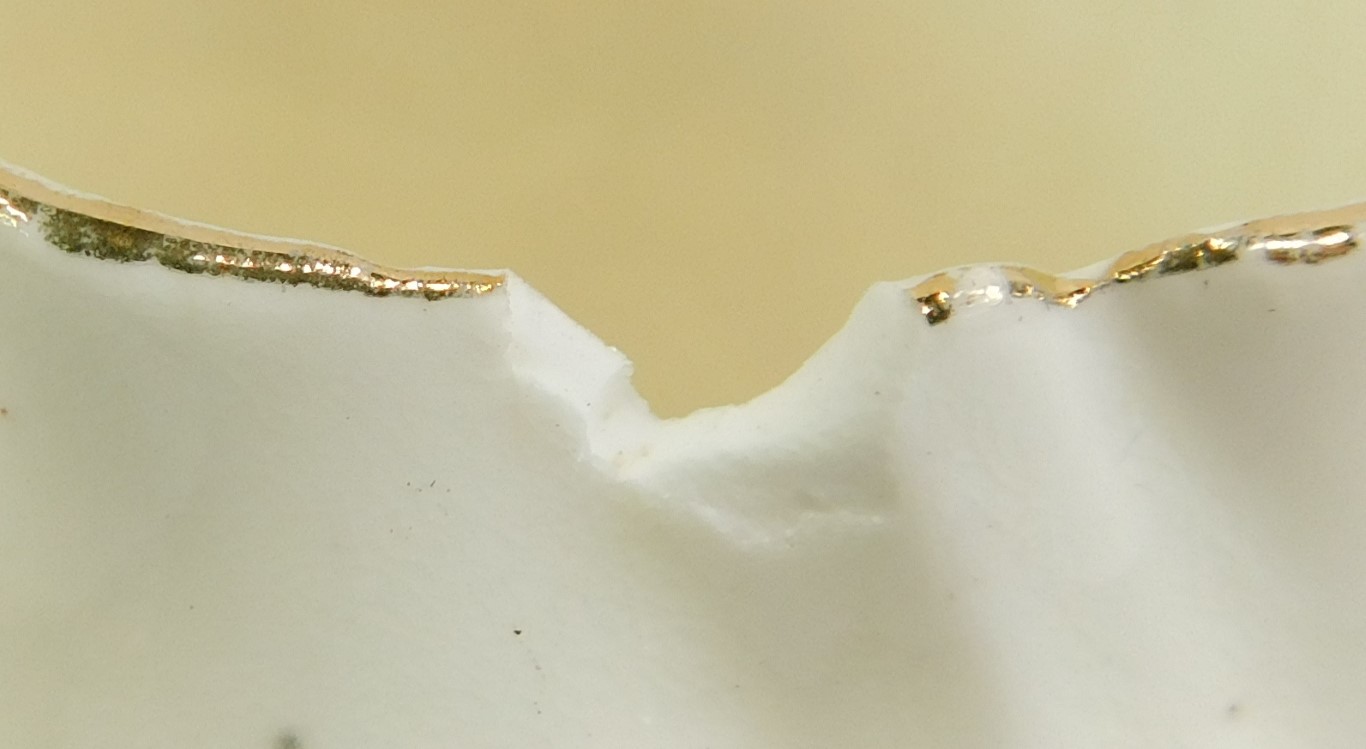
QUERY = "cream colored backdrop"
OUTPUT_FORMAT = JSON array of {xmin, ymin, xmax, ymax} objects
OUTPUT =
[{"xmin": 3, "ymin": 2, "xmax": 1365, "ymax": 415}]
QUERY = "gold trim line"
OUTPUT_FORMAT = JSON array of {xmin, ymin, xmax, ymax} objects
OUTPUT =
[
  {"xmin": 907, "ymin": 208, "xmax": 1362, "ymax": 325},
  {"xmin": 0, "ymin": 168, "xmax": 503, "ymax": 299}
]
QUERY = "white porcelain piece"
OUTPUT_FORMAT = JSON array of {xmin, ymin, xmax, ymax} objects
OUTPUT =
[{"xmin": 3, "ymin": 164, "xmax": 1365, "ymax": 747}]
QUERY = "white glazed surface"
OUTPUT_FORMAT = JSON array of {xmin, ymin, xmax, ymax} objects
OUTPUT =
[{"xmin": 2, "ymin": 174, "xmax": 1364, "ymax": 747}]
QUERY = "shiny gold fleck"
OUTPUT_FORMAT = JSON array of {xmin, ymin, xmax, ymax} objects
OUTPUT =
[
  {"xmin": 1254, "ymin": 224, "xmax": 1357, "ymax": 265},
  {"xmin": 1002, "ymin": 266, "xmax": 1094, "ymax": 308},
  {"xmin": 909, "ymin": 273, "xmax": 955, "ymax": 325},
  {"xmin": 1161, "ymin": 236, "xmax": 1240, "ymax": 275},
  {"xmin": 1159, "ymin": 242, "xmax": 1202, "ymax": 275},
  {"xmin": 0, "ymin": 194, "xmax": 30, "ymax": 228},
  {"xmin": 1108, "ymin": 246, "xmax": 1166, "ymax": 283},
  {"xmin": 1109, "ymin": 235, "xmax": 1240, "ymax": 284},
  {"xmin": 1201, "ymin": 236, "xmax": 1239, "ymax": 267}
]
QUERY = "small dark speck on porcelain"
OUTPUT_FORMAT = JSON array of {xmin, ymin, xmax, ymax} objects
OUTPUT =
[{"xmin": 275, "ymin": 731, "xmax": 302, "ymax": 749}]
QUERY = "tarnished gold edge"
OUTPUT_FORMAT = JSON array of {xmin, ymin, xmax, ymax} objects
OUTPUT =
[
  {"xmin": 0, "ymin": 165, "xmax": 1358, "ymax": 314},
  {"xmin": 0, "ymin": 167, "xmax": 504, "ymax": 299},
  {"xmin": 908, "ymin": 206, "xmax": 1363, "ymax": 326}
]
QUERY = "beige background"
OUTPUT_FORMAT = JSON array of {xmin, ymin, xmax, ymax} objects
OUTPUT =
[{"xmin": 3, "ymin": 2, "xmax": 1365, "ymax": 416}]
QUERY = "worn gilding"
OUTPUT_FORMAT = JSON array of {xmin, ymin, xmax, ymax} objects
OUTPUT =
[
  {"xmin": 1253, "ymin": 225, "xmax": 1357, "ymax": 265},
  {"xmin": 2, "ymin": 165, "xmax": 1362, "ymax": 321},
  {"xmin": 1002, "ymin": 267, "xmax": 1095, "ymax": 308},
  {"xmin": 905, "ymin": 207, "xmax": 1361, "ymax": 325},
  {"xmin": 1108, "ymin": 234, "xmax": 1240, "ymax": 284},
  {"xmin": 0, "ymin": 170, "xmax": 503, "ymax": 299},
  {"xmin": 910, "ymin": 273, "xmax": 956, "ymax": 325}
]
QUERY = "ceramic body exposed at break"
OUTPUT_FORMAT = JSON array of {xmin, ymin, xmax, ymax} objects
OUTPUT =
[{"xmin": 3, "ymin": 164, "xmax": 1366, "ymax": 748}]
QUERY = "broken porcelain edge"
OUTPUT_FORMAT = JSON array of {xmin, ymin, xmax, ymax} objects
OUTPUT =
[{"xmin": 1, "ymin": 159, "xmax": 1362, "ymax": 442}]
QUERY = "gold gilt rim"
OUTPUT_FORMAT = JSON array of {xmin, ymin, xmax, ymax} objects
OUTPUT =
[
  {"xmin": 1, "ymin": 163, "xmax": 1362, "ymax": 317},
  {"xmin": 0, "ymin": 164, "xmax": 503, "ymax": 299},
  {"xmin": 908, "ymin": 203, "xmax": 1366, "ymax": 325}
]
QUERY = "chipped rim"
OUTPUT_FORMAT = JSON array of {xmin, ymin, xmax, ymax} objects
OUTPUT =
[{"xmin": 0, "ymin": 163, "xmax": 504, "ymax": 300}]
